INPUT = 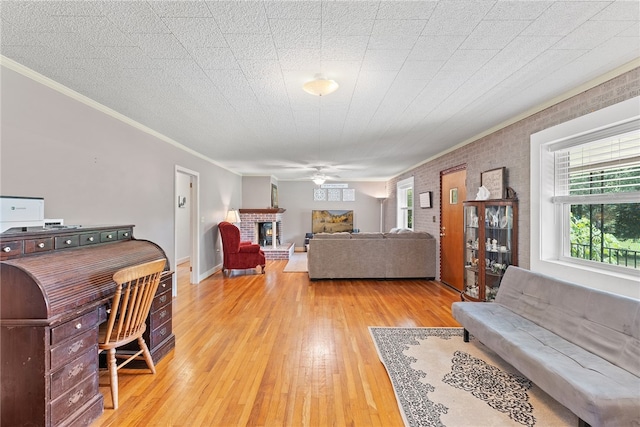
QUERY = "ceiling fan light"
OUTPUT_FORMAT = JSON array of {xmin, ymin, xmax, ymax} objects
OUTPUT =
[
  {"xmin": 303, "ymin": 74, "xmax": 339, "ymax": 96},
  {"xmin": 312, "ymin": 177, "xmax": 326, "ymax": 185}
]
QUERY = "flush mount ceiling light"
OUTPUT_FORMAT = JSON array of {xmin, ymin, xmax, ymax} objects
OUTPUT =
[{"xmin": 303, "ymin": 74, "xmax": 339, "ymax": 97}]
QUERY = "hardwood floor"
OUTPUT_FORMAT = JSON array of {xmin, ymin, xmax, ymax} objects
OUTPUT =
[{"xmin": 93, "ymin": 258, "xmax": 461, "ymax": 426}]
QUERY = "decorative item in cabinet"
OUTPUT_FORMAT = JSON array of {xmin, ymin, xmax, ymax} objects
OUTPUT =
[{"xmin": 463, "ymin": 199, "xmax": 518, "ymax": 302}]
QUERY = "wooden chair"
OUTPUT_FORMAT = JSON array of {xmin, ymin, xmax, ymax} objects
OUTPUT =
[{"xmin": 98, "ymin": 258, "xmax": 166, "ymax": 409}]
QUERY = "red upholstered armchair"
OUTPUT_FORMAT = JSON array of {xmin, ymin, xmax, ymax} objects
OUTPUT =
[{"xmin": 218, "ymin": 221, "xmax": 266, "ymax": 274}]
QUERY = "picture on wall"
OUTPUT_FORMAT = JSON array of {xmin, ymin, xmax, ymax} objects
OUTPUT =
[
  {"xmin": 271, "ymin": 184, "xmax": 278, "ymax": 208},
  {"xmin": 312, "ymin": 210, "xmax": 353, "ymax": 234}
]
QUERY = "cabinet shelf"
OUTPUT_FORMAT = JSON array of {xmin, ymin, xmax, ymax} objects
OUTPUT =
[{"xmin": 463, "ymin": 199, "xmax": 518, "ymax": 302}]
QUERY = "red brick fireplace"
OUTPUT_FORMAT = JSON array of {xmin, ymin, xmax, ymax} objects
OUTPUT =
[{"xmin": 238, "ymin": 208, "xmax": 294, "ymax": 260}]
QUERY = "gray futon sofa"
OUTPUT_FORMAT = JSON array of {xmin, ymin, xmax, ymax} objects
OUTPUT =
[{"xmin": 452, "ymin": 266, "xmax": 640, "ymax": 427}]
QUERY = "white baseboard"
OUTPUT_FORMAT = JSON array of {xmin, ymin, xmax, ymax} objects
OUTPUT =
[
  {"xmin": 177, "ymin": 256, "xmax": 190, "ymax": 265},
  {"xmin": 200, "ymin": 264, "xmax": 222, "ymax": 281}
]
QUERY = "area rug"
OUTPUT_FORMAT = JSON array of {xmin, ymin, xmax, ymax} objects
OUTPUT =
[
  {"xmin": 369, "ymin": 327, "xmax": 576, "ymax": 427},
  {"xmin": 283, "ymin": 252, "xmax": 308, "ymax": 272}
]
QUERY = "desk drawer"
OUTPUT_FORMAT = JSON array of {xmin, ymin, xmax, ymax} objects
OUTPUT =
[
  {"xmin": 0, "ymin": 239, "xmax": 23, "ymax": 260},
  {"xmin": 50, "ymin": 373, "xmax": 99, "ymax": 426},
  {"xmin": 51, "ymin": 310, "xmax": 100, "ymax": 345},
  {"xmin": 50, "ymin": 345, "xmax": 98, "ymax": 397},
  {"xmin": 150, "ymin": 300, "xmax": 171, "ymax": 328},
  {"xmin": 51, "ymin": 328, "xmax": 98, "ymax": 371},
  {"xmin": 149, "ymin": 320, "xmax": 172, "ymax": 348},
  {"xmin": 100, "ymin": 230, "xmax": 118, "ymax": 243},
  {"xmin": 79, "ymin": 232, "xmax": 100, "ymax": 246},
  {"xmin": 24, "ymin": 237, "xmax": 54, "ymax": 254},
  {"xmin": 55, "ymin": 234, "xmax": 80, "ymax": 249},
  {"xmin": 117, "ymin": 229, "xmax": 132, "ymax": 240},
  {"xmin": 152, "ymin": 287, "xmax": 171, "ymax": 312}
]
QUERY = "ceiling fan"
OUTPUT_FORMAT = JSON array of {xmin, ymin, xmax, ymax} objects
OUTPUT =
[{"xmin": 308, "ymin": 166, "xmax": 341, "ymax": 185}]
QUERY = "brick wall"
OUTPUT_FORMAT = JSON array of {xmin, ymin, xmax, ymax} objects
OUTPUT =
[
  {"xmin": 386, "ymin": 67, "xmax": 640, "ymax": 279},
  {"xmin": 238, "ymin": 212, "xmax": 284, "ymax": 244}
]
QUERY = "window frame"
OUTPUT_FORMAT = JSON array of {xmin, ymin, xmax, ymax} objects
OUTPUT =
[
  {"xmin": 396, "ymin": 177, "xmax": 414, "ymax": 230},
  {"xmin": 530, "ymin": 96, "xmax": 640, "ymax": 298}
]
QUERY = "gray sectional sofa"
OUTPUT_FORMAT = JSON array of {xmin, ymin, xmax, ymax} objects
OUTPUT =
[
  {"xmin": 452, "ymin": 266, "xmax": 640, "ymax": 427},
  {"xmin": 307, "ymin": 230, "xmax": 436, "ymax": 280}
]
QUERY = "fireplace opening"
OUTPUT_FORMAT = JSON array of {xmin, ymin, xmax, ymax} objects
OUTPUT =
[{"xmin": 258, "ymin": 222, "xmax": 281, "ymax": 247}]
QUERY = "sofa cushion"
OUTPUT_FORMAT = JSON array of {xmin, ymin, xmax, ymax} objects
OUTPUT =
[
  {"xmin": 495, "ymin": 266, "xmax": 640, "ymax": 377},
  {"xmin": 313, "ymin": 232, "xmax": 351, "ymax": 239},
  {"xmin": 352, "ymin": 232, "xmax": 384, "ymax": 239},
  {"xmin": 384, "ymin": 231, "xmax": 432, "ymax": 239}
]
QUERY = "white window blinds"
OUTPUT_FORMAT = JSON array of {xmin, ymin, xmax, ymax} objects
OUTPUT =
[{"xmin": 552, "ymin": 123, "xmax": 640, "ymax": 204}]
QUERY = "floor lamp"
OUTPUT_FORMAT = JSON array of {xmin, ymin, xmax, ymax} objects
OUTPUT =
[{"xmin": 378, "ymin": 198, "xmax": 386, "ymax": 232}]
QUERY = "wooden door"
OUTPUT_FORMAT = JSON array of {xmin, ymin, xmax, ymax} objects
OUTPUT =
[{"xmin": 440, "ymin": 167, "xmax": 466, "ymax": 291}]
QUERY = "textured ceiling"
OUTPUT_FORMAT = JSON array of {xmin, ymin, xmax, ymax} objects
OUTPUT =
[{"xmin": 2, "ymin": 1, "xmax": 639, "ymax": 181}]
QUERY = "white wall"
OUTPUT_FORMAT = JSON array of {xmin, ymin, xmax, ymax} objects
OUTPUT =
[
  {"xmin": 242, "ymin": 176, "xmax": 273, "ymax": 209},
  {"xmin": 277, "ymin": 180, "xmax": 387, "ymax": 248},
  {"xmin": 0, "ymin": 65, "xmax": 243, "ymax": 281}
]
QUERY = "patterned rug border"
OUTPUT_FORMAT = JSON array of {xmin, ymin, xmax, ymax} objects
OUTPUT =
[{"xmin": 369, "ymin": 327, "xmax": 463, "ymax": 427}]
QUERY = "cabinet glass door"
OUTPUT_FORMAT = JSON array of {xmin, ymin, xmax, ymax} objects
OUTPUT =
[
  {"xmin": 463, "ymin": 205, "xmax": 480, "ymax": 299},
  {"xmin": 483, "ymin": 204, "xmax": 514, "ymax": 300}
]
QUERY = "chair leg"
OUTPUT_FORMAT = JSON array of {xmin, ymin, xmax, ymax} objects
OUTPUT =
[
  {"xmin": 261, "ymin": 264, "xmax": 266, "ymax": 274},
  {"xmin": 107, "ymin": 348, "xmax": 119, "ymax": 409},
  {"xmin": 138, "ymin": 337, "xmax": 156, "ymax": 374}
]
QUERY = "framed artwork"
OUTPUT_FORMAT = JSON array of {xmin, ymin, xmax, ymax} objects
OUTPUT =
[
  {"xmin": 313, "ymin": 188, "xmax": 326, "ymax": 201},
  {"xmin": 343, "ymin": 188, "xmax": 355, "ymax": 201},
  {"xmin": 271, "ymin": 184, "xmax": 278, "ymax": 208},
  {"xmin": 449, "ymin": 188, "xmax": 458, "ymax": 205},
  {"xmin": 481, "ymin": 167, "xmax": 505, "ymax": 199},
  {"xmin": 312, "ymin": 210, "xmax": 353, "ymax": 233},
  {"xmin": 419, "ymin": 191, "xmax": 432, "ymax": 208},
  {"xmin": 328, "ymin": 188, "xmax": 341, "ymax": 201}
]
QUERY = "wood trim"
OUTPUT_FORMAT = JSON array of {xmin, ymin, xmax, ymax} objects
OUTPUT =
[
  {"xmin": 440, "ymin": 163, "xmax": 467, "ymax": 176},
  {"xmin": 239, "ymin": 208, "xmax": 286, "ymax": 214}
]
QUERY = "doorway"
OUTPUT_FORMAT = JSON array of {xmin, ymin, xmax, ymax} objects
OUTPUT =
[
  {"xmin": 440, "ymin": 166, "xmax": 466, "ymax": 291},
  {"xmin": 175, "ymin": 166, "xmax": 200, "ymax": 293}
]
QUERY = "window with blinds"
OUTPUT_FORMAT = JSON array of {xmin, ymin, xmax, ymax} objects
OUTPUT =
[
  {"xmin": 550, "ymin": 121, "xmax": 640, "ymax": 271},
  {"xmin": 554, "ymin": 128, "xmax": 640, "ymax": 203}
]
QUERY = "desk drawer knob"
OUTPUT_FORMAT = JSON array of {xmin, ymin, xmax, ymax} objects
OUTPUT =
[
  {"xmin": 37, "ymin": 242, "xmax": 45, "ymax": 248},
  {"xmin": 123, "ymin": 232, "xmax": 129, "ymax": 237},
  {"xmin": 75, "ymin": 322, "xmax": 82, "ymax": 329},
  {"xmin": 3, "ymin": 246, "xmax": 11, "ymax": 253},
  {"xmin": 88, "ymin": 237, "xmax": 94, "ymax": 242},
  {"xmin": 107, "ymin": 234, "xmax": 113, "ymax": 239},
  {"xmin": 65, "ymin": 239, "xmax": 72, "ymax": 245}
]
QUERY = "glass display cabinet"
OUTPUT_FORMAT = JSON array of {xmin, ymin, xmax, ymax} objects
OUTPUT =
[{"xmin": 463, "ymin": 199, "xmax": 518, "ymax": 301}]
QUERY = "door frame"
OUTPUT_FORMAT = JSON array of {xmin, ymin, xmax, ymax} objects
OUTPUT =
[{"xmin": 174, "ymin": 165, "xmax": 200, "ymax": 292}]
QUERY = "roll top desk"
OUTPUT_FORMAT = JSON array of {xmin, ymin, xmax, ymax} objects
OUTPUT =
[{"xmin": 0, "ymin": 225, "xmax": 175, "ymax": 426}]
